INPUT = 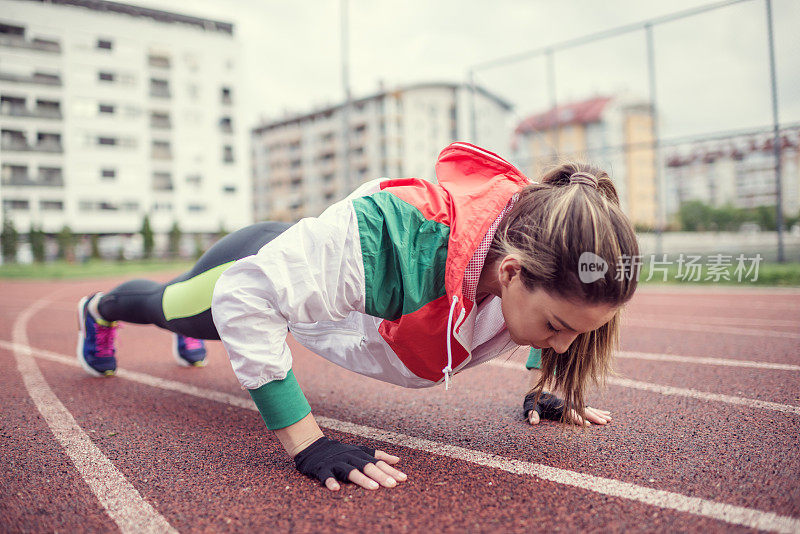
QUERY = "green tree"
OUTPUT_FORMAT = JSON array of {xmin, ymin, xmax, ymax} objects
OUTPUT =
[
  {"xmin": 57, "ymin": 225, "xmax": 75, "ymax": 262},
  {"xmin": 1, "ymin": 217, "xmax": 19, "ymax": 263},
  {"xmin": 168, "ymin": 221, "xmax": 182, "ymax": 258},
  {"xmin": 141, "ymin": 214, "xmax": 154, "ymax": 259},
  {"xmin": 29, "ymin": 223, "xmax": 46, "ymax": 262},
  {"xmin": 90, "ymin": 234, "xmax": 102, "ymax": 260}
]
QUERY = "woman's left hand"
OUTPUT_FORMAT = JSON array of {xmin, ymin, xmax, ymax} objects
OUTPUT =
[{"xmin": 527, "ymin": 405, "xmax": 613, "ymax": 426}]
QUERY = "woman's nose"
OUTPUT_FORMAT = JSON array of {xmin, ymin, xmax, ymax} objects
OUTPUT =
[{"xmin": 550, "ymin": 333, "xmax": 579, "ymax": 354}]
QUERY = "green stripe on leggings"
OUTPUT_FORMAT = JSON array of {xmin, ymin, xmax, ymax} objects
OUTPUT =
[{"xmin": 162, "ymin": 260, "xmax": 236, "ymax": 320}]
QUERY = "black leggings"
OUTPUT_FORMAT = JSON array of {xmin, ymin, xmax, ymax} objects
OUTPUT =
[{"xmin": 97, "ymin": 221, "xmax": 292, "ymax": 340}]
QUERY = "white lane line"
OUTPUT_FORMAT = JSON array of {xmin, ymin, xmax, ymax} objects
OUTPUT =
[
  {"xmin": 617, "ymin": 351, "xmax": 800, "ymax": 372},
  {"xmin": 10, "ymin": 299, "xmax": 177, "ymax": 534},
  {"xmin": 488, "ymin": 360, "xmax": 800, "ymax": 415},
  {"xmin": 627, "ymin": 314, "xmax": 800, "ymax": 329},
  {"xmin": 622, "ymin": 320, "xmax": 800, "ymax": 340},
  {"xmin": 319, "ymin": 419, "xmax": 800, "ymax": 534},
  {"xmin": 4, "ymin": 340, "xmax": 799, "ymax": 534}
]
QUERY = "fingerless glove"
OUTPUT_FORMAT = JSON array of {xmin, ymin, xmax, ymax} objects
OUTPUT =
[
  {"xmin": 293, "ymin": 437, "xmax": 377, "ymax": 484},
  {"xmin": 523, "ymin": 391, "xmax": 565, "ymax": 421}
]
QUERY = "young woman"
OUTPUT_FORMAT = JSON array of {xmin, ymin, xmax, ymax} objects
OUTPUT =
[{"xmin": 77, "ymin": 142, "xmax": 638, "ymax": 492}]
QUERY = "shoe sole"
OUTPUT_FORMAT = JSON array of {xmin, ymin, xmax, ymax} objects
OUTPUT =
[
  {"xmin": 76, "ymin": 296, "xmax": 114, "ymax": 377},
  {"xmin": 171, "ymin": 333, "xmax": 206, "ymax": 368}
]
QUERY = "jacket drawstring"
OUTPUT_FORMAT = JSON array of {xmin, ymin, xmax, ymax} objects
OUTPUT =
[{"xmin": 443, "ymin": 295, "xmax": 458, "ymax": 390}]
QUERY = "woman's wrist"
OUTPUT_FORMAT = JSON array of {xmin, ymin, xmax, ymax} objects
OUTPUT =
[{"xmin": 273, "ymin": 412, "xmax": 325, "ymax": 457}]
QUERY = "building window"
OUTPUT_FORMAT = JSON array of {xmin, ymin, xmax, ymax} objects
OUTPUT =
[
  {"xmin": 151, "ymin": 140, "xmax": 172, "ymax": 160},
  {"xmin": 187, "ymin": 204, "xmax": 206, "ymax": 212},
  {"xmin": 152, "ymin": 172, "xmax": 173, "ymax": 191},
  {"xmin": 149, "ymin": 78, "xmax": 170, "ymax": 98},
  {"xmin": 223, "ymin": 185, "xmax": 236, "ymax": 194},
  {"xmin": 96, "ymin": 39, "xmax": 113, "ymax": 50},
  {"xmin": 186, "ymin": 174, "xmax": 202, "ymax": 186},
  {"xmin": 223, "ymin": 145, "xmax": 234, "ymax": 163},
  {"xmin": 40, "ymin": 200, "xmax": 64, "ymax": 211},
  {"xmin": 152, "ymin": 202, "xmax": 172, "ymax": 212},
  {"xmin": 98, "ymin": 71, "xmax": 115, "ymax": 82},
  {"xmin": 148, "ymin": 54, "xmax": 170, "ymax": 68},
  {"xmin": 98, "ymin": 104, "xmax": 115, "ymax": 115},
  {"xmin": 2, "ymin": 199, "xmax": 29, "ymax": 211},
  {"xmin": 39, "ymin": 166, "xmax": 63, "ymax": 186},
  {"xmin": 97, "ymin": 136, "xmax": 117, "ymax": 146},
  {"xmin": 221, "ymin": 87, "xmax": 232, "ymax": 104},
  {"xmin": 150, "ymin": 111, "xmax": 171, "ymax": 129},
  {"xmin": 101, "ymin": 168, "xmax": 116, "ymax": 180},
  {"xmin": 219, "ymin": 116, "xmax": 233, "ymax": 133}
]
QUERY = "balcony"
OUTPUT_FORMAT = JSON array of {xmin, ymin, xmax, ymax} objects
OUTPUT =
[
  {"xmin": 1, "ymin": 173, "xmax": 64, "ymax": 187},
  {"xmin": 0, "ymin": 103, "xmax": 62, "ymax": 120},
  {"xmin": 0, "ymin": 71, "xmax": 62, "ymax": 86},
  {"xmin": 0, "ymin": 35, "xmax": 61, "ymax": 53}
]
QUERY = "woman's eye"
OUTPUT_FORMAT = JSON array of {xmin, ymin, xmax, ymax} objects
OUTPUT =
[{"xmin": 547, "ymin": 322, "xmax": 559, "ymax": 333}]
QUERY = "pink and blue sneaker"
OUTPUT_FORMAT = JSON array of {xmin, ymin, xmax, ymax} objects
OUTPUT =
[
  {"xmin": 172, "ymin": 333, "xmax": 207, "ymax": 367},
  {"xmin": 76, "ymin": 294, "xmax": 118, "ymax": 377}
]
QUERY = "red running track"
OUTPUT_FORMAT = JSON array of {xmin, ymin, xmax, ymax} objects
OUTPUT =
[{"xmin": 1, "ymin": 276, "xmax": 799, "ymax": 533}]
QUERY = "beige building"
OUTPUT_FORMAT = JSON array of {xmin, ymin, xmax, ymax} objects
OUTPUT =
[
  {"xmin": 251, "ymin": 82, "xmax": 513, "ymax": 222},
  {"xmin": 512, "ymin": 96, "xmax": 657, "ymax": 228}
]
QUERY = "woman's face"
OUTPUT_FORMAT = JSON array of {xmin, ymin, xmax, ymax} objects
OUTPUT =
[{"xmin": 497, "ymin": 257, "xmax": 618, "ymax": 353}]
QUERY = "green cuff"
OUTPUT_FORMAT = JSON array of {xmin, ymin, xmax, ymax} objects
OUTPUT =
[
  {"xmin": 526, "ymin": 347, "xmax": 542, "ymax": 370},
  {"xmin": 248, "ymin": 369, "xmax": 312, "ymax": 430}
]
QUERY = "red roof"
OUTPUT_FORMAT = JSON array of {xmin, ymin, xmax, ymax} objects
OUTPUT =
[{"xmin": 515, "ymin": 96, "xmax": 613, "ymax": 134}]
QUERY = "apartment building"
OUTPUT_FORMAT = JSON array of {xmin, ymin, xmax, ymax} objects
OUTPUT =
[
  {"xmin": 251, "ymin": 82, "xmax": 512, "ymax": 222},
  {"xmin": 0, "ymin": 0, "xmax": 250, "ymax": 240},
  {"xmin": 512, "ymin": 95, "xmax": 657, "ymax": 228},
  {"xmin": 664, "ymin": 128, "xmax": 800, "ymax": 218}
]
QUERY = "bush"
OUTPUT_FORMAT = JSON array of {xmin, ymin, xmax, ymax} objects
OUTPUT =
[
  {"xmin": 168, "ymin": 221, "xmax": 182, "ymax": 259},
  {"xmin": 1, "ymin": 217, "xmax": 18, "ymax": 263},
  {"xmin": 57, "ymin": 225, "xmax": 75, "ymax": 262},
  {"xmin": 90, "ymin": 234, "xmax": 102, "ymax": 260},
  {"xmin": 29, "ymin": 224, "xmax": 46, "ymax": 262},
  {"xmin": 141, "ymin": 215, "xmax": 154, "ymax": 259},
  {"xmin": 677, "ymin": 201, "xmax": 791, "ymax": 231}
]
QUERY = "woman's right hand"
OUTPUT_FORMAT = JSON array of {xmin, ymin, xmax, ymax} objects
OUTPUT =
[{"xmin": 293, "ymin": 436, "xmax": 407, "ymax": 491}]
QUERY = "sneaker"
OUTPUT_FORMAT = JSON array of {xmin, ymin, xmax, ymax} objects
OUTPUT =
[
  {"xmin": 172, "ymin": 333, "xmax": 207, "ymax": 367},
  {"xmin": 76, "ymin": 294, "xmax": 118, "ymax": 377}
]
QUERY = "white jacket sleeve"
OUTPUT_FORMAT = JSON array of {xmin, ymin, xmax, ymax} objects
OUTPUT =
[{"xmin": 210, "ymin": 200, "xmax": 366, "ymax": 390}]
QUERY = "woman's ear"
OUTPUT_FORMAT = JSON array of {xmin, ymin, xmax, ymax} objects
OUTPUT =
[{"xmin": 498, "ymin": 255, "xmax": 522, "ymax": 288}]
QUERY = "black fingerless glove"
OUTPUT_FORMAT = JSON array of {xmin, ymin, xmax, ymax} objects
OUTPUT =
[
  {"xmin": 523, "ymin": 391, "xmax": 565, "ymax": 421},
  {"xmin": 293, "ymin": 436, "xmax": 377, "ymax": 484}
]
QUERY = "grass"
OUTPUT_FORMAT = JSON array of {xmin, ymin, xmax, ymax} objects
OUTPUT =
[
  {"xmin": 2, "ymin": 258, "xmax": 799, "ymax": 287},
  {"xmin": 638, "ymin": 261, "xmax": 800, "ymax": 287},
  {"xmin": 0, "ymin": 259, "xmax": 195, "ymax": 280}
]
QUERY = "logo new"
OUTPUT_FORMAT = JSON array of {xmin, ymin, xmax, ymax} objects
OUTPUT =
[{"xmin": 578, "ymin": 252, "xmax": 608, "ymax": 283}]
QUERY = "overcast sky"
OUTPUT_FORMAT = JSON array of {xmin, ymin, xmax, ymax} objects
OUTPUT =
[{"xmin": 134, "ymin": 0, "xmax": 799, "ymax": 142}]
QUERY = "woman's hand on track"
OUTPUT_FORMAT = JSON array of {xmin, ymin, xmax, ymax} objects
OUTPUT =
[
  {"xmin": 324, "ymin": 450, "xmax": 406, "ymax": 491},
  {"xmin": 527, "ymin": 405, "xmax": 612, "ymax": 426}
]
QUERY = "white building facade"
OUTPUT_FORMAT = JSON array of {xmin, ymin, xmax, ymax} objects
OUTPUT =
[
  {"xmin": 0, "ymin": 0, "xmax": 250, "ymax": 241},
  {"xmin": 251, "ymin": 82, "xmax": 513, "ymax": 222},
  {"xmin": 664, "ymin": 128, "xmax": 800, "ymax": 219}
]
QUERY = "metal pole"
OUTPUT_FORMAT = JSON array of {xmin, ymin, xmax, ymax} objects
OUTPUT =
[
  {"xmin": 765, "ymin": 0, "xmax": 785, "ymax": 262},
  {"xmin": 341, "ymin": 0, "xmax": 352, "ymax": 192},
  {"xmin": 546, "ymin": 48, "xmax": 559, "ymax": 157},
  {"xmin": 645, "ymin": 23, "xmax": 664, "ymax": 256},
  {"xmin": 469, "ymin": 69, "xmax": 477, "ymax": 143}
]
